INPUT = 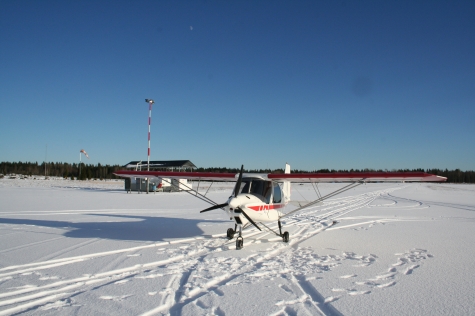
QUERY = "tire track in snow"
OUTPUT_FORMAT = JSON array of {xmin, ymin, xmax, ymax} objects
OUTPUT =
[
  {"xmin": 0, "ymin": 235, "xmax": 236, "ymax": 308},
  {"xmin": 0, "ymin": 247, "xmax": 211, "ymax": 314},
  {"xmin": 0, "ymin": 243, "xmax": 218, "ymax": 300},
  {"xmin": 0, "ymin": 236, "xmax": 66, "ymax": 254},
  {"xmin": 140, "ymin": 275, "xmax": 180, "ymax": 316},
  {"xmin": 36, "ymin": 238, "xmax": 101, "ymax": 263}
]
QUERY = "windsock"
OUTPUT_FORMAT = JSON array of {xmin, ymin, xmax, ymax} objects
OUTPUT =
[{"xmin": 80, "ymin": 149, "xmax": 89, "ymax": 159}]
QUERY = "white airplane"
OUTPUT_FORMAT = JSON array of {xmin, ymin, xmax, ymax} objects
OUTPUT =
[{"xmin": 114, "ymin": 164, "xmax": 446, "ymax": 249}]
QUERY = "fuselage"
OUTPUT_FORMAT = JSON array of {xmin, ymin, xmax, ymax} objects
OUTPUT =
[{"xmin": 225, "ymin": 178, "xmax": 288, "ymax": 225}]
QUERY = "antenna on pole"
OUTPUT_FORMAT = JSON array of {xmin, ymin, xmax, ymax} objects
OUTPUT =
[{"xmin": 79, "ymin": 149, "xmax": 89, "ymax": 180}]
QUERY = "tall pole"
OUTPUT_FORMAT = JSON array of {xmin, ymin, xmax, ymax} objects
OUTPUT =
[
  {"xmin": 145, "ymin": 99, "xmax": 155, "ymax": 171},
  {"xmin": 145, "ymin": 99, "xmax": 154, "ymax": 195},
  {"xmin": 79, "ymin": 149, "xmax": 89, "ymax": 180}
]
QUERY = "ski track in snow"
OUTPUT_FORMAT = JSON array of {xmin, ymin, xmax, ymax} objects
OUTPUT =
[{"xmin": 0, "ymin": 185, "xmax": 435, "ymax": 315}]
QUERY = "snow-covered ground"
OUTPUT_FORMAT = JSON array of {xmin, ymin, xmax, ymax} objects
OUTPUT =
[{"xmin": 1, "ymin": 177, "xmax": 474, "ymax": 315}]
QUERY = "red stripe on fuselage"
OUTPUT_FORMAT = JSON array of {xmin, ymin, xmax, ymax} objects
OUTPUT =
[{"xmin": 248, "ymin": 204, "xmax": 285, "ymax": 211}]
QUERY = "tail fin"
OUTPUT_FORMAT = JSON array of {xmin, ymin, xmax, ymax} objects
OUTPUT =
[{"xmin": 282, "ymin": 163, "xmax": 291, "ymax": 203}]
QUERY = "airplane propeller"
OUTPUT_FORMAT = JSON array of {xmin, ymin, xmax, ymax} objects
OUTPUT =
[
  {"xmin": 234, "ymin": 164, "xmax": 244, "ymax": 197},
  {"xmin": 200, "ymin": 202, "xmax": 228, "ymax": 213},
  {"xmin": 235, "ymin": 207, "xmax": 261, "ymax": 231},
  {"xmin": 200, "ymin": 165, "xmax": 244, "ymax": 213}
]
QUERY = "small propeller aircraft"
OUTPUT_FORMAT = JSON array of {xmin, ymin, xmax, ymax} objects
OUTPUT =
[{"xmin": 114, "ymin": 164, "xmax": 446, "ymax": 249}]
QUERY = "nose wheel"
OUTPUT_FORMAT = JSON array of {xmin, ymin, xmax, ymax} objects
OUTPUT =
[
  {"xmin": 236, "ymin": 236, "xmax": 243, "ymax": 250},
  {"xmin": 234, "ymin": 225, "xmax": 244, "ymax": 250}
]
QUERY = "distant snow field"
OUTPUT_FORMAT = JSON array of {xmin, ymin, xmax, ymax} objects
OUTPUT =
[{"xmin": 1, "ymin": 178, "xmax": 474, "ymax": 315}]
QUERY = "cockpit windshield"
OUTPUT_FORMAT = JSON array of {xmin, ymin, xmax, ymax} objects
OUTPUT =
[{"xmin": 239, "ymin": 179, "xmax": 272, "ymax": 203}]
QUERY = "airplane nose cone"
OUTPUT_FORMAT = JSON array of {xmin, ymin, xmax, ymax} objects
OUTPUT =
[
  {"xmin": 228, "ymin": 197, "xmax": 240, "ymax": 211},
  {"xmin": 226, "ymin": 197, "xmax": 241, "ymax": 220}
]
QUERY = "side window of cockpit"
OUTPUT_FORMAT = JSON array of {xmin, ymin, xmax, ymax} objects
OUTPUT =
[
  {"xmin": 273, "ymin": 183, "xmax": 282, "ymax": 203},
  {"xmin": 240, "ymin": 181, "xmax": 250, "ymax": 194},
  {"xmin": 263, "ymin": 182, "xmax": 272, "ymax": 204}
]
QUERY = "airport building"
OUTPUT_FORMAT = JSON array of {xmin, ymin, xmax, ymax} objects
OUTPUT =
[{"xmin": 123, "ymin": 160, "xmax": 196, "ymax": 192}]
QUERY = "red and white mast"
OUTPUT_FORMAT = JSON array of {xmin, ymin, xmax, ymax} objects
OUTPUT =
[{"xmin": 145, "ymin": 99, "xmax": 154, "ymax": 171}]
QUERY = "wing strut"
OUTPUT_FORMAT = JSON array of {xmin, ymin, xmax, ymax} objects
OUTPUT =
[
  {"xmin": 279, "ymin": 180, "xmax": 365, "ymax": 219},
  {"xmin": 259, "ymin": 222, "xmax": 281, "ymax": 237},
  {"xmin": 311, "ymin": 181, "xmax": 322, "ymax": 199},
  {"xmin": 159, "ymin": 178, "xmax": 222, "ymax": 208},
  {"xmin": 204, "ymin": 181, "xmax": 214, "ymax": 196},
  {"xmin": 195, "ymin": 180, "xmax": 201, "ymax": 195}
]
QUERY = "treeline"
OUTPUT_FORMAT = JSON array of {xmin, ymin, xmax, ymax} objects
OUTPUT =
[
  {"xmin": 195, "ymin": 167, "xmax": 431, "ymax": 173},
  {"xmin": 1, "ymin": 162, "xmax": 474, "ymax": 183},
  {"xmin": 195, "ymin": 167, "xmax": 475, "ymax": 183},
  {"xmin": 0, "ymin": 161, "xmax": 122, "ymax": 180}
]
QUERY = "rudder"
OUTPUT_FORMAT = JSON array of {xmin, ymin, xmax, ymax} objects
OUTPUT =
[{"xmin": 282, "ymin": 163, "xmax": 291, "ymax": 203}]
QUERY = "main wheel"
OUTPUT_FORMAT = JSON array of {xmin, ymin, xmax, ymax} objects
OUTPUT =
[
  {"xmin": 282, "ymin": 231, "xmax": 290, "ymax": 243},
  {"xmin": 236, "ymin": 237, "xmax": 243, "ymax": 250},
  {"xmin": 227, "ymin": 228, "xmax": 235, "ymax": 239}
]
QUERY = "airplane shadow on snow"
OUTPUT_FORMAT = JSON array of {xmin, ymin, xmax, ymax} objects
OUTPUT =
[
  {"xmin": 54, "ymin": 186, "xmax": 126, "ymax": 193},
  {"xmin": 0, "ymin": 214, "xmax": 227, "ymax": 242}
]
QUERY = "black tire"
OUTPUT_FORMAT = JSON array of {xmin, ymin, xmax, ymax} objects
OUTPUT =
[
  {"xmin": 227, "ymin": 228, "xmax": 235, "ymax": 240},
  {"xmin": 282, "ymin": 231, "xmax": 290, "ymax": 243},
  {"xmin": 236, "ymin": 237, "xmax": 243, "ymax": 250}
]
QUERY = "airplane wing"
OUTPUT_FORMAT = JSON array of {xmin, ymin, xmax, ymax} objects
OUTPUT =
[
  {"xmin": 114, "ymin": 169, "xmax": 446, "ymax": 221},
  {"xmin": 113, "ymin": 170, "xmax": 237, "ymax": 181},
  {"xmin": 268, "ymin": 172, "xmax": 447, "ymax": 182},
  {"xmin": 273, "ymin": 171, "xmax": 446, "ymax": 219},
  {"xmin": 114, "ymin": 170, "xmax": 446, "ymax": 182}
]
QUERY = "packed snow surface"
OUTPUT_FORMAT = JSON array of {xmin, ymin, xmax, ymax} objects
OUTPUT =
[{"xmin": 1, "ymin": 177, "xmax": 475, "ymax": 315}]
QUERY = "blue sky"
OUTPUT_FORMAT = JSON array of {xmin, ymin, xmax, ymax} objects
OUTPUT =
[{"xmin": 1, "ymin": 0, "xmax": 474, "ymax": 171}]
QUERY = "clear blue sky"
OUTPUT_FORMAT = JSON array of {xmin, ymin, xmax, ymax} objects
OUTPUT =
[{"xmin": 1, "ymin": 1, "xmax": 474, "ymax": 171}]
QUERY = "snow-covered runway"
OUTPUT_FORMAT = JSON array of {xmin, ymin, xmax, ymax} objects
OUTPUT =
[{"xmin": 1, "ymin": 178, "xmax": 474, "ymax": 315}]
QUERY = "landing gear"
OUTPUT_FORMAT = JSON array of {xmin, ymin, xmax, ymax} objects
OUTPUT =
[
  {"xmin": 235, "ymin": 225, "xmax": 243, "ymax": 250},
  {"xmin": 282, "ymin": 231, "xmax": 289, "ymax": 243},
  {"xmin": 278, "ymin": 220, "xmax": 290, "ymax": 243},
  {"xmin": 227, "ymin": 228, "xmax": 235, "ymax": 239},
  {"xmin": 236, "ymin": 236, "xmax": 243, "ymax": 250},
  {"xmin": 227, "ymin": 224, "xmax": 237, "ymax": 240}
]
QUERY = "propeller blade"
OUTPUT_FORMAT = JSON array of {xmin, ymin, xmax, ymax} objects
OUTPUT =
[
  {"xmin": 235, "ymin": 207, "xmax": 261, "ymax": 231},
  {"xmin": 233, "ymin": 165, "xmax": 244, "ymax": 197},
  {"xmin": 200, "ymin": 202, "xmax": 228, "ymax": 213}
]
